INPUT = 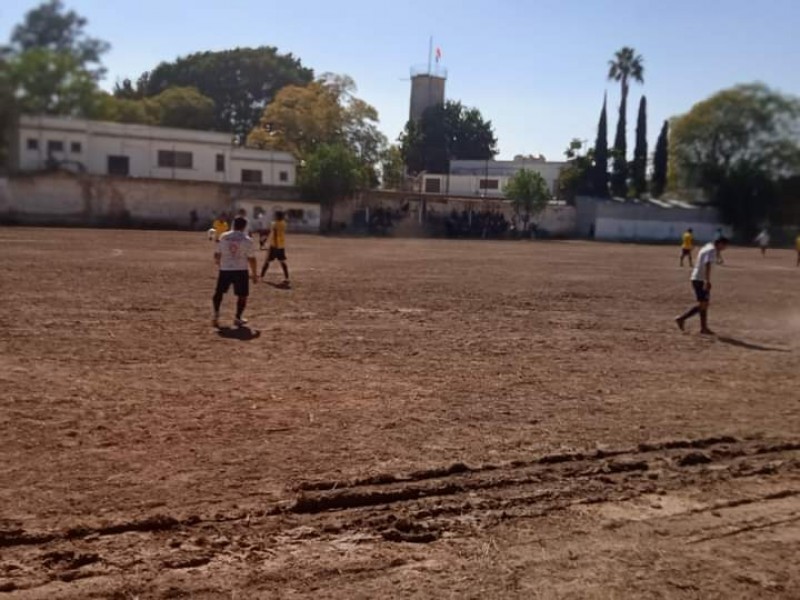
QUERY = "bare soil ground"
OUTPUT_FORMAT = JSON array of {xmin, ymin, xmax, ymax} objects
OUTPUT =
[{"xmin": 1, "ymin": 228, "xmax": 799, "ymax": 599}]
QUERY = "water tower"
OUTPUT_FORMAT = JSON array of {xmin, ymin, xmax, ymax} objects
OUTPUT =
[{"xmin": 409, "ymin": 46, "xmax": 447, "ymax": 122}]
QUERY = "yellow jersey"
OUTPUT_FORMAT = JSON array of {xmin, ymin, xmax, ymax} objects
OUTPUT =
[
  {"xmin": 681, "ymin": 232, "xmax": 693, "ymax": 250},
  {"xmin": 270, "ymin": 219, "xmax": 286, "ymax": 249},
  {"xmin": 796, "ymin": 234, "xmax": 800, "ymax": 251},
  {"xmin": 212, "ymin": 219, "xmax": 229, "ymax": 240}
]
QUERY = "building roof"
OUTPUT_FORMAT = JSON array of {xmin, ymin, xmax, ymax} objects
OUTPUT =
[{"xmin": 19, "ymin": 115, "xmax": 294, "ymax": 161}]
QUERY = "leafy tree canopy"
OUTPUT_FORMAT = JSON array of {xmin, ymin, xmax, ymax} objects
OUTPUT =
[
  {"xmin": 7, "ymin": 0, "xmax": 109, "ymax": 78},
  {"xmin": 399, "ymin": 100, "xmax": 498, "ymax": 174},
  {"xmin": 380, "ymin": 145, "xmax": 406, "ymax": 190},
  {"xmin": 557, "ymin": 139, "xmax": 595, "ymax": 204},
  {"xmin": 671, "ymin": 83, "xmax": 800, "ymax": 234},
  {"xmin": 248, "ymin": 73, "xmax": 387, "ymax": 185},
  {"xmin": 299, "ymin": 143, "xmax": 364, "ymax": 230},
  {"xmin": 130, "ymin": 47, "xmax": 313, "ymax": 139},
  {"xmin": 505, "ymin": 168, "xmax": 550, "ymax": 232}
]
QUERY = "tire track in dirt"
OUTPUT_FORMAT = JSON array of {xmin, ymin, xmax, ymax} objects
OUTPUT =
[{"xmin": 1, "ymin": 435, "xmax": 798, "ymax": 594}]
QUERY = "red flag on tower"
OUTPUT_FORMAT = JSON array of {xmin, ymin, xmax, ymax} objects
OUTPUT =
[{"xmin": 435, "ymin": 47, "xmax": 442, "ymax": 63}]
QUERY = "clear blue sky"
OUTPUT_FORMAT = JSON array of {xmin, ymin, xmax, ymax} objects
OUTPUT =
[{"xmin": 3, "ymin": 0, "xmax": 799, "ymax": 160}]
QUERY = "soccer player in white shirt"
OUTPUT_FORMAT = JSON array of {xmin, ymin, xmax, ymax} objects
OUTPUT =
[
  {"xmin": 755, "ymin": 229, "xmax": 770, "ymax": 257},
  {"xmin": 212, "ymin": 217, "xmax": 258, "ymax": 328},
  {"xmin": 675, "ymin": 236, "xmax": 729, "ymax": 335}
]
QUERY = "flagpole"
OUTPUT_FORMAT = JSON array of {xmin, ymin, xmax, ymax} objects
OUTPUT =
[{"xmin": 428, "ymin": 36, "xmax": 433, "ymax": 75}]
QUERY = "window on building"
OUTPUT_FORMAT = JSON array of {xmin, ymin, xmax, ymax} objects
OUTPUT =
[
  {"xmin": 424, "ymin": 177, "xmax": 441, "ymax": 193},
  {"xmin": 107, "ymin": 155, "xmax": 130, "ymax": 176},
  {"xmin": 279, "ymin": 170, "xmax": 289, "ymax": 182},
  {"xmin": 47, "ymin": 140, "xmax": 64, "ymax": 153},
  {"xmin": 157, "ymin": 150, "xmax": 193, "ymax": 169},
  {"xmin": 216, "ymin": 154, "xmax": 225, "ymax": 172},
  {"xmin": 70, "ymin": 142, "xmax": 82, "ymax": 153},
  {"xmin": 27, "ymin": 139, "xmax": 39, "ymax": 151},
  {"xmin": 241, "ymin": 169, "xmax": 263, "ymax": 184},
  {"xmin": 478, "ymin": 179, "xmax": 499, "ymax": 190}
]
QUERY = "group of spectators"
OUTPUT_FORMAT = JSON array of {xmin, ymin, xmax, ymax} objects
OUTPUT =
[{"xmin": 439, "ymin": 209, "xmax": 511, "ymax": 239}]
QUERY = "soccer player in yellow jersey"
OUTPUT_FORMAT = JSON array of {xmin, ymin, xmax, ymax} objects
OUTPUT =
[
  {"xmin": 260, "ymin": 210, "xmax": 290, "ymax": 285},
  {"xmin": 680, "ymin": 228, "xmax": 694, "ymax": 267},
  {"xmin": 211, "ymin": 214, "xmax": 229, "ymax": 241}
]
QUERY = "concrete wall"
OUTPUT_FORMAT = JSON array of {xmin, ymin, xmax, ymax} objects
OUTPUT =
[
  {"xmin": 0, "ymin": 172, "xmax": 302, "ymax": 228},
  {"xmin": 584, "ymin": 198, "xmax": 730, "ymax": 242},
  {"xmin": 16, "ymin": 115, "xmax": 296, "ymax": 186},
  {"xmin": 233, "ymin": 198, "xmax": 321, "ymax": 234},
  {"xmin": 595, "ymin": 217, "xmax": 730, "ymax": 242}
]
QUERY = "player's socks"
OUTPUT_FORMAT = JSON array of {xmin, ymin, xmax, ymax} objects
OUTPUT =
[
  {"xmin": 678, "ymin": 306, "xmax": 700, "ymax": 321},
  {"xmin": 281, "ymin": 262, "xmax": 289, "ymax": 280}
]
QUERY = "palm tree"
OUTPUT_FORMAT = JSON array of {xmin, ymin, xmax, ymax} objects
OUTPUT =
[
  {"xmin": 607, "ymin": 47, "xmax": 644, "ymax": 198},
  {"xmin": 607, "ymin": 47, "xmax": 644, "ymax": 104}
]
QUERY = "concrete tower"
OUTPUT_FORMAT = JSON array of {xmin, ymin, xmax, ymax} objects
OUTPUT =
[{"xmin": 409, "ymin": 41, "xmax": 446, "ymax": 122}]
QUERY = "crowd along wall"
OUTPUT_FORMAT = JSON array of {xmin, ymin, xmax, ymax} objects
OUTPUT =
[
  {"xmin": 326, "ymin": 190, "xmax": 577, "ymax": 237},
  {"xmin": 0, "ymin": 172, "xmax": 302, "ymax": 229}
]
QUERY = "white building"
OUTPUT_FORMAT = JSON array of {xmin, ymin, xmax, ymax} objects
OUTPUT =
[
  {"xmin": 12, "ymin": 115, "xmax": 296, "ymax": 186},
  {"xmin": 419, "ymin": 157, "xmax": 566, "ymax": 198}
]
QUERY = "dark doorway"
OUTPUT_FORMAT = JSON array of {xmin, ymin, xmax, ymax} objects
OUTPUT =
[{"xmin": 108, "ymin": 155, "xmax": 130, "ymax": 176}]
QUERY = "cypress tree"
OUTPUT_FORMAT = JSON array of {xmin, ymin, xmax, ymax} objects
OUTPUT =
[
  {"xmin": 651, "ymin": 120, "xmax": 669, "ymax": 198},
  {"xmin": 592, "ymin": 94, "xmax": 609, "ymax": 197},
  {"xmin": 610, "ymin": 94, "xmax": 628, "ymax": 197},
  {"xmin": 632, "ymin": 96, "xmax": 648, "ymax": 197}
]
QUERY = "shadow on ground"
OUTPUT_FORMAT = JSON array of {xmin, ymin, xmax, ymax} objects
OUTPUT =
[
  {"xmin": 717, "ymin": 335, "xmax": 790, "ymax": 353},
  {"xmin": 216, "ymin": 326, "xmax": 261, "ymax": 341}
]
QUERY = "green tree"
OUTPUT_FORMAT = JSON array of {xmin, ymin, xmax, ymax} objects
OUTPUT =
[
  {"xmin": 7, "ymin": 48, "xmax": 99, "ymax": 116},
  {"xmin": 671, "ymin": 83, "xmax": 800, "ymax": 236},
  {"xmin": 137, "ymin": 47, "xmax": 313, "ymax": 139},
  {"xmin": 149, "ymin": 86, "xmax": 215, "ymax": 130},
  {"xmin": 380, "ymin": 145, "xmax": 406, "ymax": 190},
  {"xmin": 607, "ymin": 47, "xmax": 644, "ymax": 198},
  {"xmin": 632, "ymin": 95, "xmax": 648, "ymax": 197},
  {"xmin": 2, "ymin": 0, "xmax": 109, "ymax": 122},
  {"xmin": 651, "ymin": 120, "xmax": 669, "ymax": 198},
  {"xmin": 8, "ymin": 0, "xmax": 109, "ymax": 78},
  {"xmin": 399, "ymin": 100, "xmax": 497, "ymax": 174},
  {"xmin": 505, "ymin": 169, "xmax": 550, "ymax": 235},
  {"xmin": 592, "ymin": 94, "xmax": 610, "ymax": 197},
  {"xmin": 300, "ymin": 143, "xmax": 363, "ymax": 231},
  {"xmin": 557, "ymin": 139, "xmax": 594, "ymax": 204},
  {"xmin": 248, "ymin": 74, "xmax": 386, "ymax": 185}
]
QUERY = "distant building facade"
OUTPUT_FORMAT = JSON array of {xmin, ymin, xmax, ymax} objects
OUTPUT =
[
  {"xmin": 12, "ymin": 115, "xmax": 296, "ymax": 186},
  {"xmin": 418, "ymin": 157, "xmax": 567, "ymax": 198}
]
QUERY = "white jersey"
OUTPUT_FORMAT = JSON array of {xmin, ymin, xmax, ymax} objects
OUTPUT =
[
  {"xmin": 756, "ymin": 231, "xmax": 770, "ymax": 247},
  {"xmin": 691, "ymin": 242, "xmax": 716, "ymax": 281},
  {"xmin": 216, "ymin": 230, "xmax": 255, "ymax": 271}
]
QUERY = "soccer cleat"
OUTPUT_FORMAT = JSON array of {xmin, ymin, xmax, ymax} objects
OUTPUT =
[
  {"xmin": 234, "ymin": 317, "xmax": 248, "ymax": 327},
  {"xmin": 675, "ymin": 317, "xmax": 685, "ymax": 331},
  {"xmin": 700, "ymin": 328, "xmax": 715, "ymax": 336}
]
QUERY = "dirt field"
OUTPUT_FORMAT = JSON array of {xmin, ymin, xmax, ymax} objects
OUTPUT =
[{"xmin": 1, "ymin": 227, "xmax": 798, "ymax": 599}]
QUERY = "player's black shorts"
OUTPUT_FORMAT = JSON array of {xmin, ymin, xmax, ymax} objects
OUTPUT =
[
  {"xmin": 681, "ymin": 248, "xmax": 692, "ymax": 257},
  {"xmin": 215, "ymin": 270, "xmax": 249, "ymax": 297},
  {"xmin": 691, "ymin": 280, "xmax": 709, "ymax": 302},
  {"xmin": 267, "ymin": 247, "xmax": 287, "ymax": 262}
]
